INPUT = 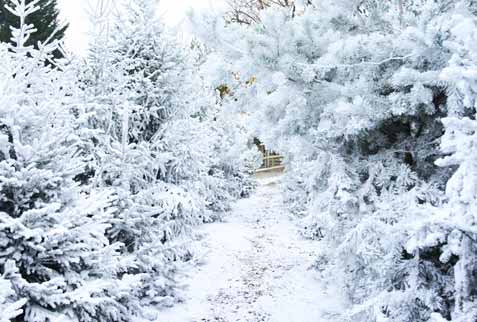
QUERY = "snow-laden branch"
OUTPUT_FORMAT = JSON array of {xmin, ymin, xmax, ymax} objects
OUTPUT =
[{"xmin": 296, "ymin": 54, "xmax": 414, "ymax": 70}]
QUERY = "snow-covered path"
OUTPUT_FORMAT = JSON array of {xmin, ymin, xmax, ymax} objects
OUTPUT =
[{"xmin": 157, "ymin": 174, "xmax": 340, "ymax": 322}]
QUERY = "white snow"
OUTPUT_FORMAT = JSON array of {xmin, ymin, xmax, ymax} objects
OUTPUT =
[{"xmin": 157, "ymin": 173, "xmax": 342, "ymax": 322}]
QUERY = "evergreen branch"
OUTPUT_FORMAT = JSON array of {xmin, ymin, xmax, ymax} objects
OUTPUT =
[{"xmin": 297, "ymin": 54, "xmax": 414, "ymax": 70}]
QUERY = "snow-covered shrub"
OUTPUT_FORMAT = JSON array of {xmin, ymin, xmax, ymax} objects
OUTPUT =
[{"xmin": 201, "ymin": 101, "xmax": 260, "ymax": 215}]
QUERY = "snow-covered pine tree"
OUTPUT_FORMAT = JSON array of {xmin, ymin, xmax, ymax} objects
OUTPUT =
[
  {"xmin": 191, "ymin": 0, "xmax": 477, "ymax": 321},
  {"xmin": 77, "ymin": 0, "xmax": 197, "ymax": 313},
  {"xmin": 77, "ymin": 0, "xmax": 256, "ymax": 316},
  {"xmin": 427, "ymin": 4, "xmax": 477, "ymax": 320}
]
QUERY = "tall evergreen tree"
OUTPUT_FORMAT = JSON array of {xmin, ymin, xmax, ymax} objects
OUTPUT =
[{"xmin": 0, "ymin": 0, "xmax": 67, "ymax": 57}]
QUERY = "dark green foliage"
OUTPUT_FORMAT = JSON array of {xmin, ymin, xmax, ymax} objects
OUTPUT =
[{"xmin": 0, "ymin": 0, "xmax": 67, "ymax": 57}]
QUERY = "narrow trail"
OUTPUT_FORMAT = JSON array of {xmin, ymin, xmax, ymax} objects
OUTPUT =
[{"xmin": 157, "ymin": 174, "xmax": 341, "ymax": 322}]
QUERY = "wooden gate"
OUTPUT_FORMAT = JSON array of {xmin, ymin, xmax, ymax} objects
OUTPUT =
[{"xmin": 255, "ymin": 139, "xmax": 284, "ymax": 173}]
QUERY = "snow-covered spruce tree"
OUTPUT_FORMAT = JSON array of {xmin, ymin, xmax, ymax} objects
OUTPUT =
[
  {"xmin": 77, "ymin": 0, "xmax": 256, "ymax": 317},
  {"xmin": 191, "ymin": 1, "xmax": 477, "ymax": 321},
  {"xmin": 78, "ymin": 0, "xmax": 200, "ymax": 313},
  {"xmin": 109, "ymin": 2, "xmax": 257, "ymax": 213},
  {"xmin": 0, "ymin": 1, "xmax": 138, "ymax": 321}
]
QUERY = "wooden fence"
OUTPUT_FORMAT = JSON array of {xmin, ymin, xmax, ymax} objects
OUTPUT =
[{"xmin": 256, "ymin": 141, "xmax": 285, "ymax": 173}]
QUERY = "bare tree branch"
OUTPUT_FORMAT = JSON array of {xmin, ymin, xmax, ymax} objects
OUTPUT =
[{"xmin": 224, "ymin": 0, "xmax": 295, "ymax": 24}]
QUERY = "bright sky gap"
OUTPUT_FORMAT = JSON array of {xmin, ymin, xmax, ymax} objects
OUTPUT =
[{"xmin": 58, "ymin": 0, "xmax": 225, "ymax": 54}]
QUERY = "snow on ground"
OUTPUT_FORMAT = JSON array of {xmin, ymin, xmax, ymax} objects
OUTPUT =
[{"xmin": 157, "ymin": 173, "xmax": 344, "ymax": 322}]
